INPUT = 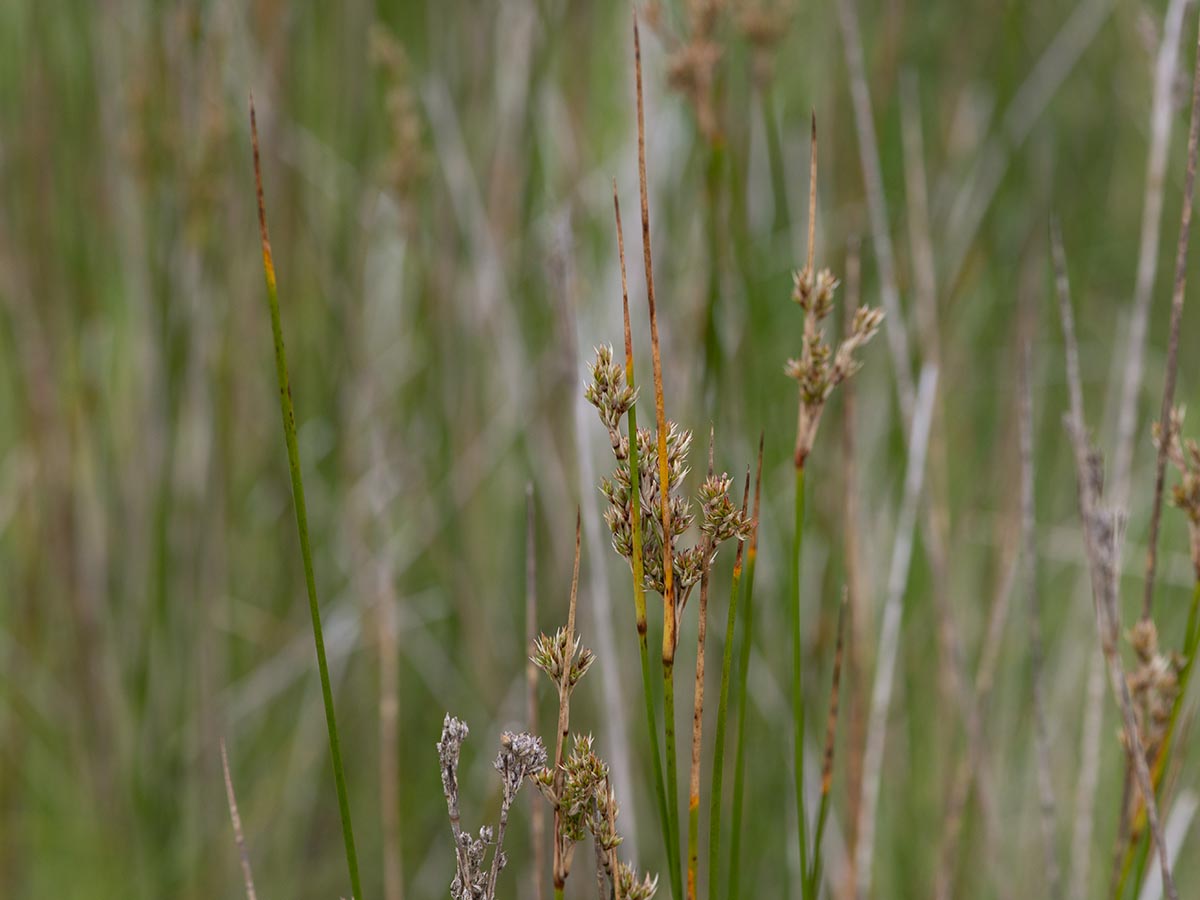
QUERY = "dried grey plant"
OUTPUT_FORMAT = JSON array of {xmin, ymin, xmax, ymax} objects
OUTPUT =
[{"xmin": 437, "ymin": 715, "xmax": 548, "ymax": 900}]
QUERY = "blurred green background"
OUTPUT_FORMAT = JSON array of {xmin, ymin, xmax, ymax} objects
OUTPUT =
[{"xmin": 3, "ymin": 0, "xmax": 1200, "ymax": 897}]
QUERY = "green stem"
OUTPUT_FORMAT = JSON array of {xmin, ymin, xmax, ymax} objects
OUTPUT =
[
  {"xmin": 808, "ymin": 600, "xmax": 844, "ymax": 898},
  {"xmin": 665, "ymin": 658, "xmax": 682, "ymax": 896},
  {"xmin": 702, "ymin": 142, "xmax": 725, "ymax": 404},
  {"xmin": 708, "ymin": 545, "xmax": 744, "ymax": 900},
  {"xmin": 640, "ymin": 634, "xmax": 676, "ymax": 898},
  {"xmin": 627, "ymin": 400, "xmax": 678, "ymax": 900},
  {"xmin": 761, "ymin": 87, "xmax": 790, "ymax": 236},
  {"xmin": 252, "ymin": 106, "xmax": 363, "ymax": 900},
  {"xmin": 793, "ymin": 465, "xmax": 809, "ymax": 896},
  {"xmin": 727, "ymin": 537, "xmax": 759, "ymax": 899}
]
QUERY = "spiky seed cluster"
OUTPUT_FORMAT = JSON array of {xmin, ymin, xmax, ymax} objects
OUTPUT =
[
  {"xmin": 531, "ymin": 627, "xmax": 596, "ymax": 690},
  {"xmin": 1153, "ymin": 406, "xmax": 1200, "ymax": 578},
  {"xmin": 592, "ymin": 417, "xmax": 750, "ymax": 607},
  {"xmin": 598, "ymin": 423, "xmax": 691, "ymax": 585},
  {"xmin": 786, "ymin": 265, "xmax": 883, "ymax": 466},
  {"xmin": 585, "ymin": 345, "xmax": 639, "ymax": 460},
  {"xmin": 793, "ymin": 265, "xmax": 840, "ymax": 319},
  {"xmin": 699, "ymin": 473, "xmax": 754, "ymax": 544},
  {"xmin": 1125, "ymin": 620, "xmax": 1182, "ymax": 764},
  {"xmin": 619, "ymin": 862, "xmax": 660, "ymax": 900},
  {"xmin": 438, "ymin": 715, "xmax": 546, "ymax": 900},
  {"xmin": 557, "ymin": 735, "xmax": 610, "ymax": 842},
  {"xmin": 532, "ymin": 731, "xmax": 654, "ymax": 897}
]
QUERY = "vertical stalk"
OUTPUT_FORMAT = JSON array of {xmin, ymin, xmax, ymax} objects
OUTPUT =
[
  {"xmin": 613, "ymin": 183, "xmax": 676, "ymax": 899},
  {"xmin": 635, "ymin": 15, "xmax": 682, "ymax": 895},
  {"xmin": 664, "ymin": 664, "xmax": 681, "ymax": 895},
  {"xmin": 687, "ymin": 558, "xmax": 710, "ymax": 900},
  {"xmin": 793, "ymin": 113, "xmax": 818, "ymax": 896},
  {"xmin": 760, "ymin": 87, "xmax": 790, "ymax": 235},
  {"xmin": 702, "ymin": 142, "xmax": 725, "ymax": 404},
  {"xmin": 250, "ymin": 99, "xmax": 363, "ymax": 900},
  {"xmin": 552, "ymin": 514, "xmax": 583, "ymax": 895},
  {"xmin": 793, "ymin": 465, "xmax": 810, "ymax": 893},
  {"xmin": 808, "ymin": 596, "xmax": 847, "ymax": 897},
  {"xmin": 727, "ymin": 439, "xmax": 764, "ymax": 900},
  {"xmin": 687, "ymin": 441, "xmax": 717, "ymax": 900},
  {"xmin": 708, "ymin": 471, "xmax": 751, "ymax": 900},
  {"xmin": 526, "ymin": 486, "xmax": 546, "ymax": 900}
]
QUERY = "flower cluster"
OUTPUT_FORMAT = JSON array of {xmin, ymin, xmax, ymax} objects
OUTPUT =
[
  {"xmin": 1125, "ymin": 619, "xmax": 1182, "ymax": 764},
  {"xmin": 619, "ymin": 861, "xmax": 661, "ymax": 900},
  {"xmin": 438, "ymin": 715, "xmax": 546, "ymax": 900},
  {"xmin": 586, "ymin": 344, "xmax": 752, "ymax": 609},
  {"xmin": 585, "ymin": 344, "xmax": 638, "ymax": 460},
  {"xmin": 531, "ymin": 627, "xmax": 596, "ymax": 690},
  {"xmin": 1153, "ymin": 406, "xmax": 1200, "ymax": 578},
  {"xmin": 786, "ymin": 265, "xmax": 884, "ymax": 466},
  {"xmin": 589, "ymin": 401, "xmax": 750, "ymax": 610},
  {"xmin": 531, "ymin": 733, "xmax": 657, "ymax": 900}
]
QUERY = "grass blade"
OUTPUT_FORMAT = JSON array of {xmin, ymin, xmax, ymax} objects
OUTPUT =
[
  {"xmin": 707, "ymin": 468, "xmax": 750, "ymax": 900},
  {"xmin": 250, "ymin": 97, "xmax": 363, "ymax": 900},
  {"xmin": 635, "ymin": 14, "xmax": 683, "ymax": 896},
  {"xmin": 727, "ymin": 437, "xmax": 764, "ymax": 900},
  {"xmin": 613, "ymin": 180, "xmax": 674, "ymax": 896}
]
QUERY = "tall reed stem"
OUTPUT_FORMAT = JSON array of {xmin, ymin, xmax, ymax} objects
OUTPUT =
[
  {"xmin": 707, "ymin": 471, "xmax": 751, "ymax": 900},
  {"xmin": 635, "ymin": 15, "xmax": 682, "ymax": 895},
  {"xmin": 793, "ymin": 465, "xmax": 810, "ymax": 893},
  {"xmin": 613, "ymin": 183, "xmax": 676, "ymax": 900},
  {"xmin": 250, "ymin": 98, "xmax": 363, "ymax": 900},
  {"xmin": 687, "ymin": 441, "xmax": 717, "ymax": 900},
  {"xmin": 807, "ymin": 595, "xmax": 846, "ymax": 897},
  {"xmin": 664, "ymin": 662, "xmax": 681, "ymax": 893},
  {"xmin": 727, "ymin": 440, "xmax": 764, "ymax": 900}
]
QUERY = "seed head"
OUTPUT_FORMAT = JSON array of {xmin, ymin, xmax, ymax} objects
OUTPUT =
[{"xmin": 585, "ymin": 344, "xmax": 639, "ymax": 460}]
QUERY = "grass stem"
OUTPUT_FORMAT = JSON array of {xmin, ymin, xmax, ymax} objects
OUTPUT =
[
  {"xmin": 613, "ymin": 181, "xmax": 676, "ymax": 900},
  {"xmin": 250, "ymin": 97, "xmax": 363, "ymax": 900},
  {"xmin": 635, "ymin": 14, "xmax": 682, "ymax": 895},
  {"xmin": 792, "ymin": 464, "xmax": 810, "ymax": 894},
  {"xmin": 707, "ymin": 470, "xmax": 750, "ymax": 900},
  {"xmin": 727, "ymin": 439, "xmax": 764, "ymax": 900}
]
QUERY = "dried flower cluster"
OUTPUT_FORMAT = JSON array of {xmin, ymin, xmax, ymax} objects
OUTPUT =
[
  {"xmin": 1153, "ymin": 406, "xmax": 1200, "ymax": 577},
  {"xmin": 586, "ymin": 347, "xmax": 752, "ymax": 622},
  {"xmin": 1125, "ymin": 619, "xmax": 1182, "ymax": 765},
  {"xmin": 786, "ymin": 264, "xmax": 884, "ymax": 467},
  {"xmin": 369, "ymin": 24, "xmax": 424, "ymax": 202},
  {"xmin": 646, "ymin": 0, "xmax": 724, "ymax": 143},
  {"xmin": 437, "ymin": 715, "xmax": 547, "ymax": 900},
  {"xmin": 646, "ymin": 0, "xmax": 792, "ymax": 138},
  {"xmin": 735, "ymin": 0, "xmax": 790, "ymax": 85}
]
